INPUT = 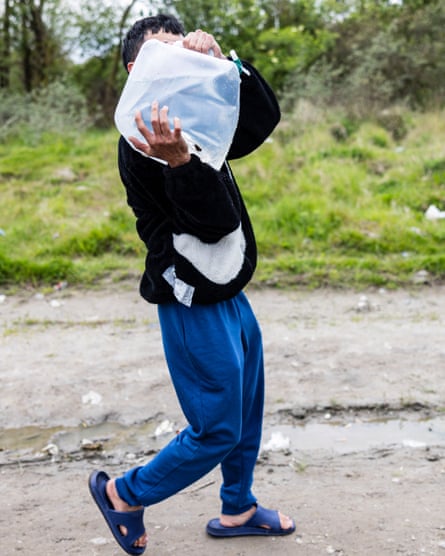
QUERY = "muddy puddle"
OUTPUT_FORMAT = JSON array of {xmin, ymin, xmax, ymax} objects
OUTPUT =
[
  {"xmin": 0, "ymin": 420, "xmax": 163, "ymax": 463},
  {"xmin": 262, "ymin": 415, "xmax": 445, "ymax": 454},
  {"xmin": 1, "ymin": 414, "xmax": 444, "ymax": 465}
]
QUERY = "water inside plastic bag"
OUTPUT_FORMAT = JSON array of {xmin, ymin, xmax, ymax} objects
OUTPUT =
[{"xmin": 114, "ymin": 40, "xmax": 241, "ymax": 169}]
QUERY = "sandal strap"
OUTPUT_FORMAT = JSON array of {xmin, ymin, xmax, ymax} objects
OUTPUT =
[
  {"xmin": 107, "ymin": 508, "xmax": 145, "ymax": 545},
  {"xmin": 245, "ymin": 505, "xmax": 281, "ymax": 531}
]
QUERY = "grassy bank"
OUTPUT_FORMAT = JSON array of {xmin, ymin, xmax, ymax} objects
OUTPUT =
[{"xmin": 1, "ymin": 107, "xmax": 445, "ymax": 291}]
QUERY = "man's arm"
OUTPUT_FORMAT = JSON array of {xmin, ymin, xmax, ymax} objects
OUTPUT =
[
  {"xmin": 228, "ymin": 61, "xmax": 281, "ymax": 160},
  {"xmin": 122, "ymin": 116, "xmax": 242, "ymax": 244},
  {"xmin": 180, "ymin": 30, "xmax": 281, "ymax": 160}
]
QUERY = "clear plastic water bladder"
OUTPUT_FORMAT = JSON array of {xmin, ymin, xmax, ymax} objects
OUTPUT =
[{"xmin": 114, "ymin": 40, "xmax": 241, "ymax": 170}]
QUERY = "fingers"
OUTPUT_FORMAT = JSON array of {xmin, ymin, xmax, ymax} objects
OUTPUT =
[
  {"xmin": 149, "ymin": 102, "xmax": 158, "ymax": 134},
  {"xmin": 133, "ymin": 103, "xmax": 172, "ymax": 141},
  {"xmin": 183, "ymin": 30, "xmax": 224, "ymax": 58},
  {"xmin": 128, "ymin": 135, "xmax": 149, "ymax": 153},
  {"xmin": 130, "ymin": 110, "xmax": 152, "ymax": 155},
  {"xmin": 129, "ymin": 104, "xmax": 188, "ymax": 166},
  {"xmin": 158, "ymin": 104, "xmax": 171, "ymax": 135},
  {"xmin": 150, "ymin": 101, "xmax": 162, "ymax": 135},
  {"xmin": 134, "ymin": 109, "xmax": 153, "ymax": 141},
  {"xmin": 173, "ymin": 116, "xmax": 182, "ymax": 139},
  {"xmin": 149, "ymin": 101, "xmax": 176, "ymax": 136}
]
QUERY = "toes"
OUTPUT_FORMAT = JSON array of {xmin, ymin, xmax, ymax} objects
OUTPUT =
[
  {"xmin": 135, "ymin": 534, "xmax": 148, "ymax": 548},
  {"xmin": 135, "ymin": 533, "xmax": 148, "ymax": 547},
  {"xmin": 118, "ymin": 526, "xmax": 147, "ymax": 548},
  {"xmin": 279, "ymin": 511, "xmax": 294, "ymax": 530}
]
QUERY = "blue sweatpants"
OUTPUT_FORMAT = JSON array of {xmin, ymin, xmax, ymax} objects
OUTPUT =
[{"xmin": 115, "ymin": 291, "xmax": 265, "ymax": 515}]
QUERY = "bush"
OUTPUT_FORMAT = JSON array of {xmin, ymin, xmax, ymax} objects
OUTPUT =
[
  {"xmin": 281, "ymin": 2, "xmax": 445, "ymax": 115},
  {"xmin": 0, "ymin": 80, "xmax": 92, "ymax": 144}
]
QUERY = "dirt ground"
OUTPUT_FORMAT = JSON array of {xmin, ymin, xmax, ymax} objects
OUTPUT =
[{"xmin": 1, "ymin": 281, "xmax": 444, "ymax": 555}]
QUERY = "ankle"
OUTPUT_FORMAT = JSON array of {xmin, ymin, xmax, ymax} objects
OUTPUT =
[
  {"xmin": 106, "ymin": 480, "xmax": 125, "ymax": 508},
  {"xmin": 107, "ymin": 479, "xmax": 142, "ymax": 512},
  {"xmin": 220, "ymin": 505, "xmax": 256, "ymax": 527}
]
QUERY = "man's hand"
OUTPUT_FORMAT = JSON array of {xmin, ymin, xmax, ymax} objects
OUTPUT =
[
  {"xmin": 182, "ymin": 29, "xmax": 225, "ymax": 59},
  {"xmin": 129, "ymin": 102, "xmax": 191, "ymax": 168}
]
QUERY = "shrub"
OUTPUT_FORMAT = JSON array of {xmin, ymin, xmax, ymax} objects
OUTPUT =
[{"xmin": 0, "ymin": 80, "xmax": 92, "ymax": 144}]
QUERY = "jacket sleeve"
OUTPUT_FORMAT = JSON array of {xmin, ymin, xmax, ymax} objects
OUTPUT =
[
  {"xmin": 163, "ymin": 155, "xmax": 241, "ymax": 242},
  {"xmin": 119, "ymin": 139, "xmax": 242, "ymax": 244},
  {"xmin": 227, "ymin": 61, "xmax": 281, "ymax": 160}
]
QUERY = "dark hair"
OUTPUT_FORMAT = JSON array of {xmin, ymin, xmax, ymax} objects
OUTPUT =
[{"xmin": 122, "ymin": 14, "xmax": 185, "ymax": 71}]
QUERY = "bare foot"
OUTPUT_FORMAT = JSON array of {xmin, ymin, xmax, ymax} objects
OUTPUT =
[
  {"xmin": 220, "ymin": 505, "xmax": 294, "ymax": 531},
  {"xmin": 106, "ymin": 479, "xmax": 148, "ymax": 548}
]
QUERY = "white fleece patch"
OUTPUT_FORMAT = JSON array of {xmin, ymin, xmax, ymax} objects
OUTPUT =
[{"xmin": 173, "ymin": 224, "xmax": 246, "ymax": 285}]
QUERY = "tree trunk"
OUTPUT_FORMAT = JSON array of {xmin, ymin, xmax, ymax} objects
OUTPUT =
[
  {"xmin": 29, "ymin": 0, "xmax": 49, "ymax": 86},
  {"xmin": 103, "ymin": 0, "xmax": 138, "ymax": 123},
  {"xmin": 20, "ymin": 2, "xmax": 33, "ymax": 92},
  {"xmin": 0, "ymin": 0, "xmax": 11, "ymax": 88}
]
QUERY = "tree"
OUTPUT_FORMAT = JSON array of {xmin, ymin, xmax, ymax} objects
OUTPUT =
[
  {"xmin": 71, "ymin": 0, "xmax": 139, "ymax": 124},
  {"xmin": 0, "ymin": 0, "xmax": 12, "ymax": 88},
  {"xmin": 164, "ymin": 0, "xmax": 266, "ymax": 61},
  {"xmin": 283, "ymin": 0, "xmax": 445, "ymax": 111},
  {"xmin": 0, "ymin": 0, "xmax": 146, "ymax": 122},
  {"xmin": 255, "ymin": 25, "xmax": 335, "ymax": 93},
  {"xmin": 259, "ymin": 0, "xmax": 322, "ymax": 31},
  {"xmin": 0, "ymin": 0, "xmax": 70, "ymax": 92}
]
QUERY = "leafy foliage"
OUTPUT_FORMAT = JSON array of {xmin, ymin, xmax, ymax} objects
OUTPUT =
[
  {"xmin": 0, "ymin": 80, "xmax": 92, "ymax": 143},
  {"xmin": 253, "ymin": 25, "xmax": 335, "ymax": 93},
  {"xmin": 283, "ymin": 0, "xmax": 445, "ymax": 113},
  {"xmin": 3, "ymin": 0, "xmax": 445, "ymax": 126}
]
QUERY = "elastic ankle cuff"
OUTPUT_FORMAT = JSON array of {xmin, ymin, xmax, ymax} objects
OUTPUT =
[
  {"xmin": 115, "ymin": 477, "xmax": 140, "ymax": 507},
  {"xmin": 221, "ymin": 500, "xmax": 257, "ymax": 516}
]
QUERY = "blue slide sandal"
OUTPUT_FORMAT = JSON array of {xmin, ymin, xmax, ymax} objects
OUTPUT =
[
  {"xmin": 206, "ymin": 504, "xmax": 296, "ymax": 537},
  {"xmin": 88, "ymin": 470, "xmax": 146, "ymax": 555}
]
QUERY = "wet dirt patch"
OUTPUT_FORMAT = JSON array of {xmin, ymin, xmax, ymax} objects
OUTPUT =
[
  {"xmin": 1, "ymin": 284, "xmax": 445, "ymax": 555},
  {"xmin": 1, "ymin": 410, "xmax": 444, "ymax": 468}
]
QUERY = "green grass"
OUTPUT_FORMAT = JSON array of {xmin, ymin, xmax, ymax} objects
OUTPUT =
[
  {"xmin": 232, "ymin": 110, "xmax": 445, "ymax": 288},
  {"xmin": 0, "ymin": 129, "xmax": 144, "ymax": 288},
  {"xmin": 1, "ymin": 109, "xmax": 445, "ymax": 290}
]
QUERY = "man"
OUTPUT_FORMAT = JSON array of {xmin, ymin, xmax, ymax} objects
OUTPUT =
[{"xmin": 88, "ymin": 14, "xmax": 295, "ymax": 555}]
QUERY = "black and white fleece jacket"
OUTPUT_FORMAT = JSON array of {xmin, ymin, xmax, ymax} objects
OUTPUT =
[{"xmin": 118, "ymin": 61, "xmax": 280, "ymax": 306}]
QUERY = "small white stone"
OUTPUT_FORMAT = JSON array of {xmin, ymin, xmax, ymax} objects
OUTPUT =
[
  {"xmin": 263, "ymin": 431, "xmax": 290, "ymax": 452},
  {"xmin": 155, "ymin": 419, "xmax": 174, "ymax": 436},
  {"xmin": 90, "ymin": 537, "xmax": 108, "ymax": 545},
  {"xmin": 81, "ymin": 390, "xmax": 102, "ymax": 405},
  {"xmin": 403, "ymin": 439, "xmax": 426, "ymax": 448},
  {"xmin": 41, "ymin": 443, "xmax": 59, "ymax": 456}
]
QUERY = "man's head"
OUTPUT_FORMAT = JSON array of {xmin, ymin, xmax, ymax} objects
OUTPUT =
[{"xmin": 122, "ymin": 14, "xmax": 185, "ymax": 73}]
